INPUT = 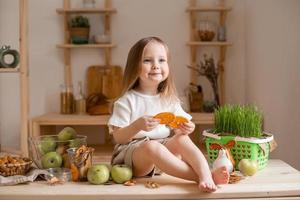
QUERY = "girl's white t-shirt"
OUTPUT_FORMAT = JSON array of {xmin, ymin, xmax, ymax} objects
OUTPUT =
[{"xmin": 108, "ymin": 90, "xmax": 192, "ymax": 139}]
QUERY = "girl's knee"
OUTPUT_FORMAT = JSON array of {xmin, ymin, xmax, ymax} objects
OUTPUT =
[
  {"xmin": 140, "ymin": 140, "xmax": 164, "ymax": 157},
  {"xmin": 173, "ymin": 134, "xmax": 192, "ymax": 146}
]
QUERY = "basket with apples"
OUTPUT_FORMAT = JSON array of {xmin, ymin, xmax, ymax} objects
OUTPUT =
[{"xmin": 29, "ymin": 127, "xmax": 87, "ymax": 169}]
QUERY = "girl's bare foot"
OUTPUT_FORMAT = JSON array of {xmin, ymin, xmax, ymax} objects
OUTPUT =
[
  {"xmin": 198, "ymin": 180, "xmax": 217, "ymax": 192},
  {"xmin": 212, "ymin": 166, "xmax": 229, "ymax": 185}
]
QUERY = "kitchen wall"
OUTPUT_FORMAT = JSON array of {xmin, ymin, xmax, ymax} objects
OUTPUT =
[
  {"xmin": 244, "ymin": 0, "xmax": 300, "ymax": 169},
  {"xmin": 0, "ymin": 0, "xmax": 299, "ymax": 169}
]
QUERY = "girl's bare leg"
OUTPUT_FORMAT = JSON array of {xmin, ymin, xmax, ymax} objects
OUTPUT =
[
  {"xmin": 132, "ymin": 140, "xmax": 198, "ymax": 182},
  {"xmin": 165, "ymin": 134, "xmax": 229, "ymax": 192}
]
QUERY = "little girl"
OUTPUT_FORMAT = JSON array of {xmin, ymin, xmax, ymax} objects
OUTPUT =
[{"xmin": 108, "ymin": 37, "xmax": 229, "ymax": 192}]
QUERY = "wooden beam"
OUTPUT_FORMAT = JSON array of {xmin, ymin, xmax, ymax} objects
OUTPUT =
[
  {"xmin": 19, "ymin": 0, "xmax": 29, "ymax": 156},
  {"xmin": 63, "ymin": 0, "xmax": 71, "ymax": 87}
]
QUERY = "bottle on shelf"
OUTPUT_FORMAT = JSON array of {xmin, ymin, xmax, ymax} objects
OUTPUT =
[
  {"xmin": 75, "ymin": 81, "xmax": 86, "ymax": 115},
  {"xmin": 217, "ymin": 26, "xmax": 226, "ymax": 41},
  {"xmin": 188, "ymin": 83, "xmax": 203, "ymax": 112},
  {"xmin": 60, "ymin": 84, "xmax": 75, "ymax": 114}
]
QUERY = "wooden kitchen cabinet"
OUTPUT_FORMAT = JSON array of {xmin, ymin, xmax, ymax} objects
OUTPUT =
[
  {"xmin": 29, "ymin": 0, "xmax": 117, "ymax": 147},
  {"xmin": 56, "ymin": 0, "xmax": 117, "ymax": 87}
]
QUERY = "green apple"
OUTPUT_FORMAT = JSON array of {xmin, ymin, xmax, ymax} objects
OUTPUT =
[
  {"xmin": 238, "ymin": 159, "xmax": 259, "ymax": 176},
  {"xmin": 58, "ymin": 127, "xmax": 77, "ymax": 141},
  {"xmin": 87, "ymin": 164, "xmax": 110, "ymax": 185},
  {"xmin": 37, "ymin": 143, "xmax": 46, "ymax": 155},
  {"xmin": 111, "ymin": 164, "xmax": 132, "ymax": 184},
  {"xmin": 41, "ymin": 152, "xmax": 63, "ymax": 169},
  {"xmin": 40, "ymin": 137, "xmax": 56, "ymax": 153},
  {"xmin": 69, "ymin": 138, "xmax": 84, "ymax": 148}
]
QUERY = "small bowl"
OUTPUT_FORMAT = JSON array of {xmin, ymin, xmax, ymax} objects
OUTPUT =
[
  {"xmin": 45, "ymin": 168, "xmax": 71, "ymax": 182},
  {"xmin": 94, "ymin": 34, "xmax": 111, "ymax": 44}
]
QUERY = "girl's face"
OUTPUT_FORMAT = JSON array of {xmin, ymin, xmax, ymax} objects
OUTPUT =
[{"xmin": 138, "ymin": 41, "xmax": 169, "ymax": 87}]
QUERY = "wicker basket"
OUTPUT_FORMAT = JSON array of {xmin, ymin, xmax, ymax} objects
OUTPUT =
[
  {"xmin": 203, "ymin": 130, "xmax": 273, "ymax": 170},
  {"xmin": 0, "ymin": 156, "xmax": 32, "ymax": 177}
]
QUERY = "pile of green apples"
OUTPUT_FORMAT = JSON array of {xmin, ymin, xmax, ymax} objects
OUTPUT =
[
  {"xmin": 87, "ymin": 164, "xmax": 132, "ymax": 185},
  {"xmin": 36, "ymin": 127, "xmax": 86, "ymax": 169}
]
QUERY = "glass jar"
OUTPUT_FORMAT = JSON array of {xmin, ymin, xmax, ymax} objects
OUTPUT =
[
  {"xmin": 82, "ymin": 0, "xmax": 95, "ymax": 8},
  {"xmin": 198, "ymin": 20, "xmax": 216, "ymax": 41},
  {"xmin": 75, "ymin": 81, "xmax": 86, "ymax": 115},
  {"xmin": 60, "ymin": 84, "xmax": 75, "ymax": 114},
  {"xmin": 217, "ymin": 26, "xmax": 226, "ymax": 41}
]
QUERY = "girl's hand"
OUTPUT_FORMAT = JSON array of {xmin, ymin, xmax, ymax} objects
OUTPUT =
[
  {"xmin": 134, "ymin": 116, "xmax": 160, "ymax": 132},
  {"xmin": 175, "ymin": 121, "xmax": 195, "ymax": 135}
]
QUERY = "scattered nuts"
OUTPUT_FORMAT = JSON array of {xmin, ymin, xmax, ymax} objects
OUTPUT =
[
  {"xmin": 123, "ymin": 179, "xmax": 136, "ymax": 186},
  {"xmin": 0, "ymin": 156, "xmax": 32, "ymax": 177},
  {"xmin": 145, "ymin": 181, "xmax": 160, "ymax": 189},
  {"xmin": 47, "ymin": 176, "xmax": 65, "ymax": 185},
  {"xmin": 229, "ymin": 173, "xmax": 243, "ymax": 184}
]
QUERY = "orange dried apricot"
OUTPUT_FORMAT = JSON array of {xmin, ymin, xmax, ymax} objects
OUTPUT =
[
  {"xmin": 70, "ymin": 163, "xmax": 79, "ymax": 181},
  {"xmin": 154, "ymin": 112, "xmax": 175, "ymax": 125},
  {"xmin": 168, "ymin": 116, "xmax": 188, "ymax": 129}
]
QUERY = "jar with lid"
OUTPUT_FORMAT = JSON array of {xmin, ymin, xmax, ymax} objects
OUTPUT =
[{"xmin": 60, "ymin": 84, "xmax": 75, "ymax": 114}]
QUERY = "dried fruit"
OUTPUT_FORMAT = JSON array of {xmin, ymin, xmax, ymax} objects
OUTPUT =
[
  {"xmin": 70, "ymin": 163, "xmax": 79, "ymax": 181},
  {"xmin": 154, "ymin": 112, "xmax": 175, "ymax": 125},
  {"xmin": 168, "ymin": 116, "xmax": 188, "ymax": 128},
  {"xmin": 154, "ymin": 112, "xmax": 188, "ymax": 129}
]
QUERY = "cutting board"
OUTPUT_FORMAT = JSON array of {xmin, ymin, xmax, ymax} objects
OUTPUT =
[{"xmin": 86, "ymin": 65, "xmax": 123, "ymax": 100}]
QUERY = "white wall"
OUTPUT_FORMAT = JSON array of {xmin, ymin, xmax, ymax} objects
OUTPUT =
[
  {"xmin": 1, "ymin": 0, "xmax": 299, "ymax": 169},
  {"xmin": 244, "ymin": 0, "xmax": 300, "ymax": 169}
]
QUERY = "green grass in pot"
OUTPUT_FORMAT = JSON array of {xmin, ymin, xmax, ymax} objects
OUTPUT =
[{"xmin": 213, "ymin": 105, "xmax": 263, "ymax": 138}]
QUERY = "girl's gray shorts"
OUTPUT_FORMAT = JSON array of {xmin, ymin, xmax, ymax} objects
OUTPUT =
[{"xmin": 111, "ymin": 136, "xmax": 169, "ymax": 177}]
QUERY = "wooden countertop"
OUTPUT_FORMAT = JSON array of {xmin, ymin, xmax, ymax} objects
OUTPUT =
[{"xmin": 0, "ymin": 160, "xmax": 300, "ymax": 200}]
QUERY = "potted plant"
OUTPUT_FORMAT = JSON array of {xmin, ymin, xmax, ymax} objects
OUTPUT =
[
  {"xmin": 69, "ymin": 15, "xmax": 90, "ymax": 44},
  {"xmin": 203, "ymin": 104, "xmax": 274, "ymax": 170}
]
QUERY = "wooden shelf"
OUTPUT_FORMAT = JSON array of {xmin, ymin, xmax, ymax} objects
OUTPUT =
[
  {"xmin": 2, "ymin": 0, "xmax": 29, "ymax": 156},
  {"xmin": 30, "ymin": 112, "xmax": 214, "ymax": 137},
  {"xmin": 187, "ymin": 0, "xmax": 232, "ymax": 105},
  {"xmin": 56, "ymin": 0, "xmax": 116, "ymax": 87},
  {"xmin": 0, "ymin": 68, "xmax": 20, "ymax": 73},
  {"xmin": 56, "ymin": 43, "xmax": 116, "ymax": 48},
  {"xmin": 187, "ymin": 41, "xmax": 232, "ymax": 46},
  {"xmin": 31, "ymin": 113, "xmax": 110, "ymax": 126},
  {"xmin": 186, "ymin": 6, "xmax": 232, "ymax": 12},
  {"xmin": 31, "ymin": 112, "xmax": 213, "ymax": 126},
  {"xmin": 56, "ymin": 8, "xmax": 116, "ymax": 14}
]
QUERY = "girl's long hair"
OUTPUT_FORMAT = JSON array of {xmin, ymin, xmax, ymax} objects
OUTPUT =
[{"xmin": 120, "ymin": 37, "xmax": 179, "ymax": 103}]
